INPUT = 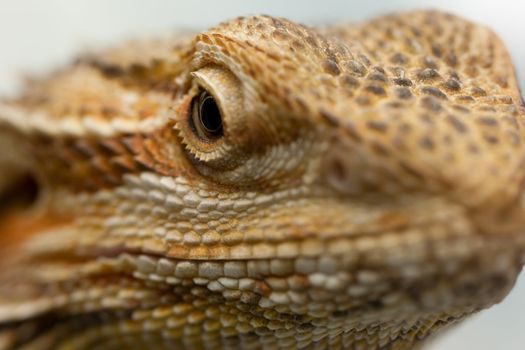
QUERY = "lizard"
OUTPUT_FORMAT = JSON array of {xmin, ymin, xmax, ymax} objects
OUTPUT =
[{"xmin": 0, "ymin": 9, "xmax": 524, "ymax": 349}]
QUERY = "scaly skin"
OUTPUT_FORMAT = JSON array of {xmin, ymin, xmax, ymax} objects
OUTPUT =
[{"xmin": 0, "ymin": 10, "xmax": 524, "ymax": 349}]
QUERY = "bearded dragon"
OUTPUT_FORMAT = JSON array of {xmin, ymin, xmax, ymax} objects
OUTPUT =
[{"xmin": 0, "ymin": 10, "xmax": 524, "ymax": 350}]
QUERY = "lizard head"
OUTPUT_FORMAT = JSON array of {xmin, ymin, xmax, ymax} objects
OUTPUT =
[
  {"xmin": 170, "ymin": 12, "xmax": 525, "ymax": 320},
  {"xmin": 1, "ymin": 10, "xmax": 524, "ymax": 348}
]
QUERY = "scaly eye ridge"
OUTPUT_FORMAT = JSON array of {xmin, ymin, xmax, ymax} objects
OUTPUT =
[{"xmin": 190, "ymin": 90, "xmax": 223, "ymax": 141}]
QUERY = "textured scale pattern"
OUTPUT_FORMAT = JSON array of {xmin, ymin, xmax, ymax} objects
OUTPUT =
[{"xmin": 0, "ymin": 10, "xmax": 524, "ymax": 350}]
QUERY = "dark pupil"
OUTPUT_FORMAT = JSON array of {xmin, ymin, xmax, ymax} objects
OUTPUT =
[{"xmin": 199, "ymin": 92, "xmax": 222, "ymax": 135}]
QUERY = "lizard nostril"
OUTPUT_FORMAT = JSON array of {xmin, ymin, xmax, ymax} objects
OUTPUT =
[
  {"xmin": 324, "ymin": 151, "xmax": 363, "ymax": 195},
  {"xmin": 330, "ymin": 158, "xmax": 347, "ymax": 183}
]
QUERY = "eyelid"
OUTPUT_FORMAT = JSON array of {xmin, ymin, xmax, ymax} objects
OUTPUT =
[
  {"xmin": 174, "ymin": 66, "xmax": 244, "ymax": 169},
  {"xmin": 190, "ymin": 67, "xmax": 243, "ymax": 124}
]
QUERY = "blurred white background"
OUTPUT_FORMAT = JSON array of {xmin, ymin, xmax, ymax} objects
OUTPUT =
[{"xmin": 0, "ymin": 1, "xmax": 524, "ymax": 349}]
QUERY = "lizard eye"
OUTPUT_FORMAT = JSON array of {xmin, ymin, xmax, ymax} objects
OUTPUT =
[
  {"xmin": 190, "ymin": 90, "xmax": 223, "ymax": 141},
  {"xmin": 175, "ymin": 66, "xmax": 243, "ymax": 169}
]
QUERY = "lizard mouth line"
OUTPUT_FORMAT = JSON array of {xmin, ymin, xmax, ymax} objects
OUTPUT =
[
  {"xmin": 27, "ymin": 224, "xmax": 523, "ymax": 290},
  {"xmin": 11, "ymin": 229, "xmax": 521, "ymax": 332}
]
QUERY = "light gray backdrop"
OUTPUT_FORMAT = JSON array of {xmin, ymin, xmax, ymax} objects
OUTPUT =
[{"xmin": 0, "ymin": 1, "xmax": 523, "ymax": 349}]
